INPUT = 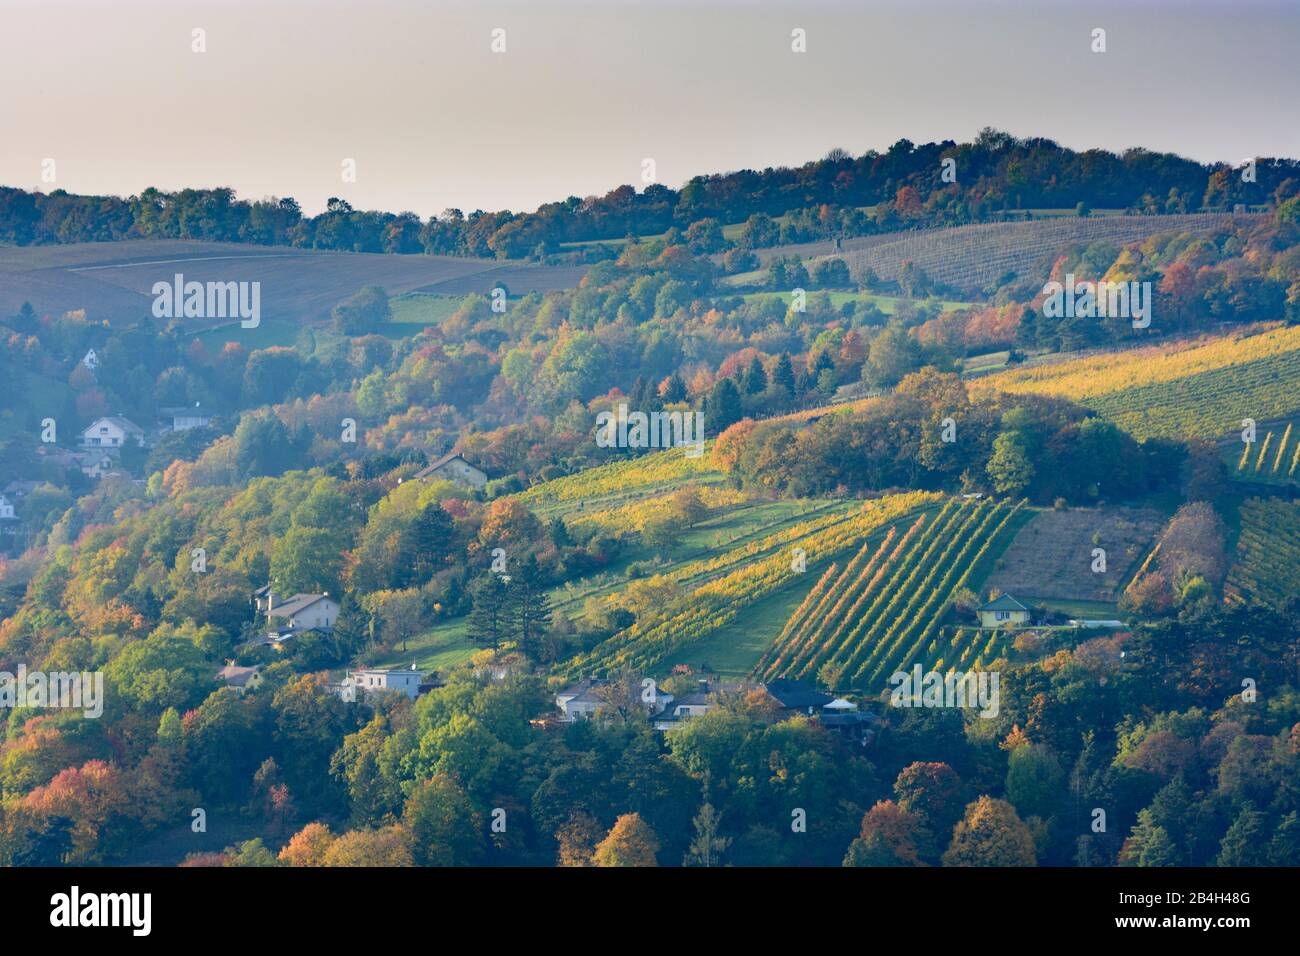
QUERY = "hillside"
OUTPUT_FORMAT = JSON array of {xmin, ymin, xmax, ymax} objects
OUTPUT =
[
  {"xmin": 0, "ymin": 240, "xmax": 588, "ymax": 326},
  {"xmin": 975, "ymin": 324, "xmax": 1300, "ymax": 441}
]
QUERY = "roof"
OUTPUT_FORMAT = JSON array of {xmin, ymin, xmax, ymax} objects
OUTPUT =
[
  {"xmin": 415, "ymin": 451, "xmax": 483, "ymax": 480},
  {"xmin": 763, "ymin": 678, "xmax": 833, "ymax": 711},
  {"xmin": 978, "ymin": 594, "xmax": 1030, "ymax": 612},
  {"xmin": 159, "ymin": 405, "xmax": 213, "ymax": 418},
  {"xmin": 266, "ymin": 593, "xmax": 334, "ymax": 618},
  {"xmin": 85, "ymin": 416, "xmax": 143, "ymax": 435},
  {"xmin": 216, "ymin": 664, "xmax": 261, "ymax": 687}
]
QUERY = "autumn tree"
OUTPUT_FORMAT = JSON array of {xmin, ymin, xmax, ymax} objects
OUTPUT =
[
  {"xmin": 942, "ymin": 796, "xmax": 1036, "ymax": 866},
  {"xmin": 593, "ymin": 812, "xmax": 660, "ymax": 867}
]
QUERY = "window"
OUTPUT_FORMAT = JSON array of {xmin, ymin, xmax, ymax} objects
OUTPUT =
[{"xmin": 995, "ymin": 610, "xmax": 1009, "ymax": 621}]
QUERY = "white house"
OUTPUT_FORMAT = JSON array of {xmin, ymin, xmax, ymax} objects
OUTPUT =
[
  {"xmin": 333, "ymin": 666, "xmax": 425, "ymax": 702},
  {"xmin": 160, "ymin": 404, "xmax": 214, "ymax": 431},
  {"xmin": 415, "ymin": 451, "xmax": 488, "ymax": 490},
  {"xmin": 81, "ymin": 348, "xmax": 99, "ymax": 372},
  {"xmin": 265, "ymin": 592, "xmax": 339, "ymax": 630},
  {"xmin": 556, "ymin": 677, "xmax": 673, "ymax": 722},
  {"xmin": 80, "ymin": 416, "xmax": 146, "ymax": 451},
  {"xmin": 0, "ymin": 494, "xmax": 15, "ymax": 521}
]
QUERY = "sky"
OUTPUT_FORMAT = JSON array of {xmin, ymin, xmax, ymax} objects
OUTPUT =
[{"xmin": 1, "ymin": 0, "xmax": 1297, "ymax": 217}]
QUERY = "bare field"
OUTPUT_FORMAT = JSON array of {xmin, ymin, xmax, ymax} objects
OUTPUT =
[
  {"xmin": 983, "ymin": 506, "xmax": 1166, "ymax": 603},
  {"xmin": 0, "ymin": 240, "xmax": 587, "ymax": 326}
]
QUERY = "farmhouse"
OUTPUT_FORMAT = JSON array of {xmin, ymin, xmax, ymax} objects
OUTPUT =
[
  {"xmin": 977, "ymin": 593, "xmax": 1032, "ymax": 628},
  {"xmin": 332, "ymin": 665, "xmax": 426, "ymax": 702},
  {"xmin": 159, "ymin": 404, "xmax": 214, "ymax": 431},
  {"xmin": 215, "ymin": 662, "xmax": 262, "ymax": 696},
  {"xmin": 265, "ymin": 592, "xmax": 339, "ymax": 630},
  {"xmin": 415, "ymin": 451, "xmax": 488, "ymax": 490},
  {"xmin": 80, "ymin": 416, "xmax": 146, "ymax": 451}
]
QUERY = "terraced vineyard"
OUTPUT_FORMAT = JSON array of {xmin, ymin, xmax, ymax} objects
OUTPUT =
[
  {"xmin": 1226, "ymin": 498, "xmax": 1300, "ymax": 608},
  {"xmin": 559, "ymin": 491, "xmax": 941, "ymax": 677},
  {"xmin": 979, "ymin": 325, "xmax": 1300, "ymax": 441},
  {"xmin": 755, "ymin": 497, "xmax": 1026, "ymax": 691}
]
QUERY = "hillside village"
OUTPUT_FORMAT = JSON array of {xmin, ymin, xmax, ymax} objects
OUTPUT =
[{"xmin": 1, "ymin": 127, "xmax": 1299, "ymax": 872}]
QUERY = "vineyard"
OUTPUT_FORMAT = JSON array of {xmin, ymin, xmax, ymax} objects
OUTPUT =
[
  {"xmin": 1233, "ymin": 420, "xmax": 1300, "ymax": 483},
  {"xmin": 754, "ymin": 497, "xmax": 1027, "ymax": 692},
  {"xmin": 833, "ymin": 212, "xmax": 1247, "ymax": 293},
  {"xmin": 557, "ymin": 491, "xmax": 941, "ymax": 678},
  {"xmin": 1225, "ymin": 498, "xmax": 1300, "ymax": 609},
  {"xmin": 978, "ymin": 324, "xmax": 1300, "ymax": 441},
  {"xmin": 517, "ymin": 445, "xmax": 725, "ymax": 515}
]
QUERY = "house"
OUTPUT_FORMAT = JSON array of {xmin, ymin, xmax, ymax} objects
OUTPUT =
[
  {"xmin": 215, "ymin": 662, "xmax": 263, "ymax": 696},
  {"xmin": 333, "ymin": 665, "xmax": 426, "ymax": 702},
  {"xmin": 977, "ymin": 594, "xmax": 1032, "ymax": 628},
  {"xmin": 81, "ymin": 348, "xmax": 99, "ymax": 372},
  {"xmin": 651, "ymin": 681, "xmax": 720, "ymax": 730},
  {"xmin": 762, "ymin": 677, "xmax": 834, "ymax": 716},
  {"xmin": 0, "ymin": 494, "xmax": 15, "ymax": 521},
  {"xmin": 556, "ymin": 677, "xmax": 674, "ymax": 723},
  {"xmin": 72, "ymin": 449, "xmax": 117, "ymax": 479},
  {"xmin": 80, "ymin": 416, "xmax": 146, "ymax": 451},
  {"xmin": 159, "ymin": 404, "xmax": 214, "ymax": 432},
  {"xmin": 415, "ymin": 451, "xmax": 488, "ymax": 490},
  {"xmin": 3, "ymin": 480, "xmax": 39, "ymax": 500},
  {"xmin": 265, "ymin": 592, "xmax": 339, "ymax": 630}
]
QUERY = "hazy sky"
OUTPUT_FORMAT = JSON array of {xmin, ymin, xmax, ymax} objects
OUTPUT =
[{"xmin": 2, "ymin": 0, "xmax": 1297, "ymax": 216}]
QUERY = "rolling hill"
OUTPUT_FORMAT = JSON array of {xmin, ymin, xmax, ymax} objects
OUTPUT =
[{"xmin": 0, "ymin": 240, "xmax": 588, "ymax": 327}]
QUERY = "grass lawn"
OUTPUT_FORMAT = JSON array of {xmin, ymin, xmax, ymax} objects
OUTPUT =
[
  {"xmin": 963, "ymin": 350, "xmax": 1011, "ymax": 374},
  {"xmin": 191, "ymin": 317, "xmax": 301, "ymax": 352},
  {"xmin": 673, "ymin": 573, "xmax": 815, "ymax": 677},
  {"xmin": 368, "ymin": 617, "xmax": 478, "ymax": 672},
  {"xmin": 1032, "ymin": 597, "xmax": 1121, "ymax": 619},
  {"xmin": 388, "ymin": 292, "xmax": 464, "ymax": 325}
]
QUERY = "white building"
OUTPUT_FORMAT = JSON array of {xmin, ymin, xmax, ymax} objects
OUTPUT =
[
  {"xmin": 80, "ymin": 416, "xmax": 146, "ymax": 451},
  {"xmin": 160, "ymin": 404, "xmax": 214, "ymax": 432},
  {"xmin": 556, "ymin": 678, "xmax": 673, "ymax": 722},
  {"xmin": 0, "ymin": 494, "xmax": 15, "ymax": 520},
  {"xmin": 81, "ymin": 348, "xmax": 99, "ymax": 371},
  {"xmin": 334, "ymin": 666, "xmax": 425, "ymax": 702},
  {"xmin": 415, "ymin": 452, "xmax": 488, "ymax": 490},
  {"xmin": 265, "ymin": 593, "xmax": 339, "ymax": 630}
]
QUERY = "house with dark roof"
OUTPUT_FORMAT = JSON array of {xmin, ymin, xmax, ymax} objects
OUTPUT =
[
  {"xmin": 556, "ymin": 676, "xmax": 675, "ymax": 723},
  {"xmin": 159, "ymin": 404, "xmax": 214, "ymax": 432},
  {"xmin": 762, "ymin": 678, "xmax": 834, "ymax": 716},
  {"xmin": 977, "ymin": 593, "xmax": 1031, "ymax": 628},
  {"xmin": 415, "ymin": 451, "xmax": 488, "ymax": 490}
]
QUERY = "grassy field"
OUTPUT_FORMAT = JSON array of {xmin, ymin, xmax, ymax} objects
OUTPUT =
[{"xmin": 983, "ymin": 506, "xmax": 1166, "ymax": 604}]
